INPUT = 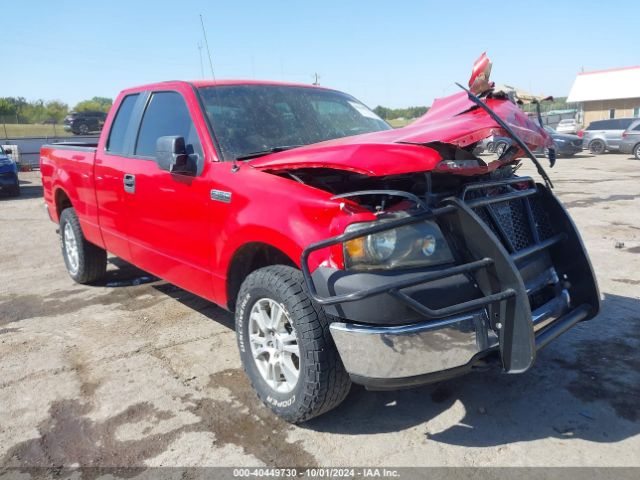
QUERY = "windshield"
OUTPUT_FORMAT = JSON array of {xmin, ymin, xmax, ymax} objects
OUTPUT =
[
  {"xmin": 198, "ymin": 85, "xmax": 391, "ymax": 160},
  {"xmin": 544, "ymin": 126, "xmax": 556, "ymax": 134}
]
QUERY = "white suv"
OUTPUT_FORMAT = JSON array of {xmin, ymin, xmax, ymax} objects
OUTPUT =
[{"xmin": 556, "ymin": 119, "xmax": 580, "ymax": 134}]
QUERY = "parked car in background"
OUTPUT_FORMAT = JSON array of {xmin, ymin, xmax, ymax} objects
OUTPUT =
[
  {"xmin": 63, "ymin": 111, "xmax": 107, "ymax": 135},
  {"xmin": 619, "ymin": 118, "xmax": 640, "ymax": 160},
  {"xmin": 0, "ymin": 145, "xmax": 20, "ymax": 196},
  {"xmin": 556, "ymin": 119, "xmax": 580, "ymax": 135},
  {"xmin": 473, "ymin": 135, "xmax": 511, "ymax": 156},
  {"xmin": 488, "ymin": 127, "xmax": 583, "ymax": 158},
  {"xmin": 582, "ymin": 118, "xmax": 636, "ymax": 154},
  {"xmin": 540, "ymin": 126, "xmax": 583, "ymax": 157}
]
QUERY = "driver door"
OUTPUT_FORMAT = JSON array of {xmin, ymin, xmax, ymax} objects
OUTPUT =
[{"xmin": 123, "ymin": 88, "xmax": 215, "ymax": 299}]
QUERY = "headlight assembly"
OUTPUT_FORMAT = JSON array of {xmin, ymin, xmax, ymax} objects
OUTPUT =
[{"xmin": 343, "ymin": 217, "xmax": 455, "ymax": 271}]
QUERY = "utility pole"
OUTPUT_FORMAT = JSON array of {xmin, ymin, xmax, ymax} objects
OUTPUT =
[{"xmin": 197, "ymin": 41, "xmax": 205, "ymax": 79}]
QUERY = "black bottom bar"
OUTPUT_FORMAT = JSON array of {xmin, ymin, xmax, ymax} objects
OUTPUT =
[{"xmin": 535, "ymin": 304, "xmax": 591, "ymax": 350}]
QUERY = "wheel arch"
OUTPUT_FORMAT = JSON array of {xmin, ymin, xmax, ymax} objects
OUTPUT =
[
  {"xmin": 226, "ymin": 242, "xmax": 297, "ymax": 311},
  {"xmin": 54, "ymin": 187, "xmax": 73, "ymax": 220}
]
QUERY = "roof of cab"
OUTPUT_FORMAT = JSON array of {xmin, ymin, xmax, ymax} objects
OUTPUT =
[{"xmin": 120, "ymin": 79, "xmax": 334, "ymax": 95}]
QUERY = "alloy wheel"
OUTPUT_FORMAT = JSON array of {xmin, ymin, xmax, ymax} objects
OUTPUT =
[
  {"xmin": 248, "ymin": 298, "xmax": 300, "ymax": 393},
  {"xmin": 63, "ymin": 222, "xmax": 80, "ymax": 274}
]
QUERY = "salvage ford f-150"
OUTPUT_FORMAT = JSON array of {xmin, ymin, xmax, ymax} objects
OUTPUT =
[{"xmin": 40, "ymin": 55, "xmax": 600, "ymax": 422}]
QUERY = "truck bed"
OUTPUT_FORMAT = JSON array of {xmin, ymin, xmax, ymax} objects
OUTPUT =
[{"xmin": 40, "ymin": 143, "xmax": 103, "ymax": 249}]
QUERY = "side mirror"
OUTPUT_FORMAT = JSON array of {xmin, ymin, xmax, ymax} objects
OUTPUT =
[{"xmin": 155, "ymin": 136, "xmax": 196, "ymax": 175}]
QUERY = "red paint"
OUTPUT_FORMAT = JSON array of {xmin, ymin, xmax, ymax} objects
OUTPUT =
[{"xmin": 41, "ymin": 77, "xmax": 553, "ymax": 310}]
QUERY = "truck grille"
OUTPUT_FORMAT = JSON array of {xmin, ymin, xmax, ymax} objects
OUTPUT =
[{"xmin": 467, "ymin": 183, "xmax": 555, "ymax": 253}]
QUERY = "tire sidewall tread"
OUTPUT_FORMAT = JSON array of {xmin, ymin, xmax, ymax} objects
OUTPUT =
[
  {"xmin": 235, "ymin": 265, "xmax": 351, "ymax": 423},
  {"xmin": 59, "ymin": 207, "xmax": 107, "ymax": 284}
]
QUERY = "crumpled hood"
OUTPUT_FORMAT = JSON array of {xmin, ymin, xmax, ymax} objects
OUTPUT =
[{"xmin": 249, "ymin": 91, "xmax": 553, "ymax": 176}]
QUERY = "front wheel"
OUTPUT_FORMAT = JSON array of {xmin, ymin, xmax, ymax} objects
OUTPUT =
[
  {"xmin": 589, "ymin": 140, "xmax": 606, "ymax": 155},
  {"xmin": 59, "ymin": 207, "xmax": 107, "ymax": 284},
  {"xmin": 235, "ymin": 265, "xmax": 351, "ymax": 423},
  {"xmin": 634, "ymin": 143, "xmax": 640, "ymax": 160}
]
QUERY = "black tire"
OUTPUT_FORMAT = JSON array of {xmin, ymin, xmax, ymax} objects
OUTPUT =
[
  {"xmin": 589, "ymin": 139, "xmax": 606, "ymax": 155},
  {"xmin": 634, "ymin": 144, "xmax": 640, "ymax": 160},
  {"xmin": 486, "ymin": 141, "xmax": 494, "ymax": 152},
  {"xmin": 8, "ymin": 180, "xmax": 20, "ymax": 197},
  {"xmin": 78, "ymin": 123, "xmax": 89, "ymax": 135},
  {"xmin": 235, "ymin": 265, "xmax": 351, "ymax": 423},
  {"xmin": 59, "ymin": 208, "xmax": 107, "ymax": 284}
]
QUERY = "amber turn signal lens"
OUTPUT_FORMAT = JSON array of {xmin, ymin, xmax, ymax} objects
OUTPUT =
[{"xmin": 344, "ymin": 237, "xmax": 366, "ymax": 260}]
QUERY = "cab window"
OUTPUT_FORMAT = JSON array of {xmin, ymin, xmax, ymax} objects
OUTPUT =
[
  {"xmin": 135, "ymin": 91, "xmax": 203, "ymax": 158},
  {"xmin": 106, "ymin": 94, "xmax": 139, "ymax": 154}
]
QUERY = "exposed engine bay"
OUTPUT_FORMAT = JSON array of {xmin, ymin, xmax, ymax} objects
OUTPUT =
[{"xmin": 273, "ymin": 162, "xmax": 521, "ymax": 213}]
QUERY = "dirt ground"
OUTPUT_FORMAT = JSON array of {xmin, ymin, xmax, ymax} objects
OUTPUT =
[{"xmin": 0, "ymin": 153, "xmax": 639, "ymax": 470}]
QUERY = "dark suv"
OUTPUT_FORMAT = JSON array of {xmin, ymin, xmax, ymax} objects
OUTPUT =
[
  {"xmin": 63, "ymin": 111, "xmax": 107, "ymax": 135},
  {"xmin": 582, "ymin": 118, "xmax": 636, "ymax": 154}
]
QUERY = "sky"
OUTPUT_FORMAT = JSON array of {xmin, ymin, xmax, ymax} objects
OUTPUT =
[{"xmin": 2, "ymin": 0, "xmax": 638, "ymax": 109}]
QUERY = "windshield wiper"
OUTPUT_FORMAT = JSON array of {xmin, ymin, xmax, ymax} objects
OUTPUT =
[{"xmin": 236, "ymin": 145, "xmax": 304, "ymax": 161}]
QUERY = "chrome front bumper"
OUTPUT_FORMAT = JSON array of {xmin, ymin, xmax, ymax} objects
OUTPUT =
[
  {"xmin": 328, "ymin": 287, "xmax": 593, "ymax": 388},
  {"xmin": 329, "ymin": 310, "xmax": 497, "ymax": 380}
]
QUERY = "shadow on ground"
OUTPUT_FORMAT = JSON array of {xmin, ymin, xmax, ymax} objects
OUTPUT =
[
  {"xmin": 0, "ymin": 183, "xmax": 43, "ymax": 200},
  {"xmin": 102, "ymin": 256, "xmax": 235, "ymax": 329}
]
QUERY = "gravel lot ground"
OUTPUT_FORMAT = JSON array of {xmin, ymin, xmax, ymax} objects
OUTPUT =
[{"xmin": 0, "ymin": 153, "xmax": 638, "ymax": 471}]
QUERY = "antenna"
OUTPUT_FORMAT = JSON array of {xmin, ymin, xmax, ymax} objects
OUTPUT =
[
  {"xmin": 312, "ymin": 72, "xmax": 321, "ymax": 86},
  {"xmin": 199, "ymin": 14, "xmax": 216, "ymax": 80},
  {"xmin": 197, "ymin": 41, "xmax": 204, "ymax": 79}
]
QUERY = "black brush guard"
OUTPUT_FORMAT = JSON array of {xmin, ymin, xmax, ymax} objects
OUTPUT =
[{"xmin": 301, "ymin": 176, "xmax": 600, "ymax": 373}]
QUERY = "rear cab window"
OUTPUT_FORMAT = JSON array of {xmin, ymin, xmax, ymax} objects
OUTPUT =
[{"xmin": 106, "ymin": 94, "xmax": 139, "ymax": 154}]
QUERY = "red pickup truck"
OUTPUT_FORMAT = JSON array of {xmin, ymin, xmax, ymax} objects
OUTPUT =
[{"xmin": 41, "ymin": 57, "xmax": 600, "ymax": 422}]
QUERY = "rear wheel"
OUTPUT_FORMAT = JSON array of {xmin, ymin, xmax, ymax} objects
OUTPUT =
[
  {"xmin": 235, "ymin": 265, "xmax": 351, "ymax": 423},
  {"xmin": 589, "ymin": 139, "xmax": 606, "ymax": 155},
  {"xmin": 59, "ymin": 208, "xmax": 107, "ymax": 284},
  {"xmin": 495, "ymin": 142, "xmax": 507, "ymax": 156},
  {"xmin": 8, "ymin": 179, "xmax": 20, "ymax": 197},
  {"xmin": 78, "ymin": 123, "xmax": 89, "ymax": 135},
  {"xmin": 634, "ymin": 143, "xmax": 640, "ymax": 160}
]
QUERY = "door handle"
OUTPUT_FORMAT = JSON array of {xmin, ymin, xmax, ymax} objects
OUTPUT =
[{"xmin": 123, "ymin": 174, "xmax": 136, "ymax": 194}]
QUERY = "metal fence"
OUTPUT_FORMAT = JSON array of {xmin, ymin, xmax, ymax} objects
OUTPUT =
[{"xmin": 0, "ymin": 135, "xmax": 99, "ymax": 167}]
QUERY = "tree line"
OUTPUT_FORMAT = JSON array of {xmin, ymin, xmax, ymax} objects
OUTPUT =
[
  {"xmin": 0, "ymin": 96, "xmax": 113, "ymax": 124},
  {"xmin": 373, "ymin": 105, "xmax": 429, "ymax": 121}
]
